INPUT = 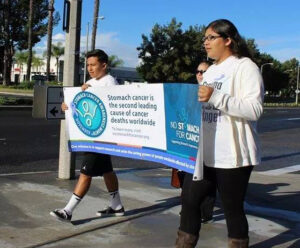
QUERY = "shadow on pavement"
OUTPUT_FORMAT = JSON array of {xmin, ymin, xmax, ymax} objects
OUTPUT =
[
  {"xmin": 71, "ymin": 196, "xmax": 181, "ymax": 226},
  {"xmin": 247, "ymin": 182, "xmax": 300, "ymax": 247}
]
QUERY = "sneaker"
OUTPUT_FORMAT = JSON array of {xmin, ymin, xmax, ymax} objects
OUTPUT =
[
  {"xmin": 201, "ymin": 217, "xmax": 213, "ymax": 224},
  {"xmin": 96, "ymin": 206, "xmax": 125, "ymax": 217},
  {"xmin": 50, "ymin": 209, "xmax": 72, "ymax": 222}
]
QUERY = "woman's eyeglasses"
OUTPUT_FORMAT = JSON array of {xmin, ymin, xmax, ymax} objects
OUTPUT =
[
  {"xmin": 202, "ymin": 35, "xmax": 222, "ymax": 42},
  {"xmin": 196, "ymin": 70, "xmax": 206, "ymax": 75}
]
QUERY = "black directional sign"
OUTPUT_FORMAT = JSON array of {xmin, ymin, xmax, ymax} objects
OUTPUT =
[
  {"xmin": 50, "ymin": 106, "xmax": 59, "ymax": 116},
  {"xmin": 46, "ymin": 87, "xmax": 65, "ymax": 120}
]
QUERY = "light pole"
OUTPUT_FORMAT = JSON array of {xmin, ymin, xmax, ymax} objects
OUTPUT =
[
  {"xmin": 296, "ymin": 66, "xmax": 300, "ymax": 105},
  {"xmin": 260, "ymin": 63, "xmax": 273, "ymax": 74},
  {"xmin": 83, "ymin": 16, "xmax": 105, "ymax": 83}
]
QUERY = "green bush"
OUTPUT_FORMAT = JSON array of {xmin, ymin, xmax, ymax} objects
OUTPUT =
[
  {"xmin": 11, "ymin": 81, "xmax": 35, "ymax": 90},
  {"xmin": 1, "ymin": 81, "xmax": 62, "ymax": 90},
  {"xmin": 46, "ymin": 81, "xmax": 63, "ymax": 86},
  {"xmin": 264, "ymin": 102, "xmax": 299, "ymax": 107},
  {"xmin": 0, "ymin": 96, "xmax": 32, "ymax": 105}
]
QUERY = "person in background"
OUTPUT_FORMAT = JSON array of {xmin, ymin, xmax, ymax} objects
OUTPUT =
[
  {"xmin": 175, "ymin": 19, "xmax": 264, "ymax": 248},
  {"xmin": 172, "ymin": 60, "xmax": 215, "ymax": 224},
  {"xmin": 50, "ymin": 49, "xmax": 125, "ymax": 222},
  {"xmin": 195, "ymin": 60, "xmax": 216, "ymax": 224},
  {"xmin": 196, "ymin": 61, "xmax": 211, "ymax": 85}
]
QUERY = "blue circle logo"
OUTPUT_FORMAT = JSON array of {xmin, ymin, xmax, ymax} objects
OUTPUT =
[{"xmin": 71, "ymin": 92, "xmax": 107, "ymax": 137}]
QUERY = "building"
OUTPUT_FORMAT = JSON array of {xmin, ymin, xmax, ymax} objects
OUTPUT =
[{"xmin": 12, "ymin": 58, "xmax": 144, "ymax": 85}]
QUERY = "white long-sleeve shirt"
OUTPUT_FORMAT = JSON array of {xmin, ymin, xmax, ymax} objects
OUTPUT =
[
  {"xmin": 86, "ymin": 74, "xmax": 118, "ymax": 87},
  {"xmin": 193, "ymin": 56, "xmax": 264, "ymax": 180}
]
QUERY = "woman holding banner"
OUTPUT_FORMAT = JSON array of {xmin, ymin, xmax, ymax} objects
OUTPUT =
[{"xmin": 175, "ymin": 19, "xmax": 264, "ymax": 248}]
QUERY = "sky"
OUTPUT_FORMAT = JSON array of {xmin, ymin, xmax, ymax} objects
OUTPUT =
[{"xmin": 35, "ymin": 0, "xmax": 300, "ymax": 67}]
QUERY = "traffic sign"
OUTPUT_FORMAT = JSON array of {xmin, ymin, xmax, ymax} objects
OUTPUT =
[
  {"xmin": 295, "ymin": 89, "xmax": 300, "ymax": 94},
  {"xmin": 46, "ymin": 86, "xmax": 65, "ymax": 119}
]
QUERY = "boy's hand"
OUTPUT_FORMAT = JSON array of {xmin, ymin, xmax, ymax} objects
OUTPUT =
[
  {"xmin": 81, "ymin": 83, "xmax": 91, "ymax": 91},
  {"xmin": 61, "ymin": 102, "xmax": 68, "ymax": 111}
]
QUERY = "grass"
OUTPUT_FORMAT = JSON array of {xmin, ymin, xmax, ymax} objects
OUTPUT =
[
  {"xmin": 0, "ymin": 96, "xmax": 32, "ymax": 105},
  {"xmin": 0, "ymin": 81, "xmax": 61, "ymax": 105},
  {"xmin": 0, "ymin": 86, "xmax": 33, "ymax": 94},
  {"xmin": 264, "ymin": 102, "xmax": 300, "ymax": 107}
]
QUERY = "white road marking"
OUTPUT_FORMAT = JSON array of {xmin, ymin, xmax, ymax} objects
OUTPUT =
[
  {"xmin": 0, "ymin": 138, "xmax": 6, "ymax": 141},
  {"xmin": 0, "ymin": 168, "xmax": 140, "ymax": 177},
  {"xmin": 244, "ymin": 202, "xmax": 300, "ymax": 222},
  {"xmin": 287, "ymin": 117, "xmax": 300, "ymax": 121},
  {"xmin": 257, "ymin": 164, "xmax": 300, "ymax": 176},
  {"xmin": 0, "ymin": 170, "xmax": 55, "ymax": 177},
  {"xmin": 0, "ymin": 170, "xmax": 81, "ymax": 177}
]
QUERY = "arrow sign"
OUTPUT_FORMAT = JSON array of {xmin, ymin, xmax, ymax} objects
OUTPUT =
[
  {"xmin": 46, "ymin": 87, "xmax": 65, "ymax": 120},
  {"xmin": 47, "ymin": 103, "xmax": 65, "ymax": 119},
  {"xmin": 50, "ymin": 106, "xmax": 59, "ymax": 117}
]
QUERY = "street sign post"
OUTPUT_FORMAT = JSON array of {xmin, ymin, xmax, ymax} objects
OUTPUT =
[
  {"xmin": 59, "ymin": 0, "xmax": 82, "ymax": 179},
  {"xmin": 32, "ymin": 85, "xmax": 65, "ymax": 120},
  {"xmin": 46, "ymin": 86, "xmax": 65, "ymax": 119}
]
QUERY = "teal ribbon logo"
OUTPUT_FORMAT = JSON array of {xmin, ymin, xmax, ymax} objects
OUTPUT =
[{"xmin": 72, "ymin": 92, "xmax": 107, "ymax": 137}]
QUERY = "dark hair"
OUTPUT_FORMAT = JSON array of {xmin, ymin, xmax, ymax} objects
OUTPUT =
[
  {"xmin": 87, "ymin": 49, "xmax": 108, "ymax": 63},
  {"xmin": 199, "ymin": 60, "xmax": 212, "ymax": 67},
  {"xmin": 206, "ymin": 19, "xmax": 251, "ymax": 58}
]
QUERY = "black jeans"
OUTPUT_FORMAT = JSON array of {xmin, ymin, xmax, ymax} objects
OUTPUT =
[{"xmin": 180, "ymin": 165, "xmax": 253, "ymax": 239}]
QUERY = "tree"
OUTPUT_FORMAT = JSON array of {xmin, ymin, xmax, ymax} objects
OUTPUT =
[
  {"xmin": 91, "ymin": 0, "xmax": 100, "ymax": 50},
  {"xmin": 108, "ymin": 55, "xmax": 124, "ymax": 68},
  {"xmin": 1, "ymin": 0, "xmax": 14, "ymax": 85},
  {"xmin": 26, "ymin": 0, "xmax": 33, "ymax": 81},
  {"xmin": 281, "ymin": 58, "xmax": 299, "ymax": 95},
  {"xmin": 32, "ymin": 56, "xmax": 45, "ymax": 73},
  {"xmin": 51, "ymin": 42, "xmax": 64, "ymax": 80},
  {"xmin": 15, "ymin": 50, "xmax": 45, "ymax": 76},
  {"xmin": 46, "ymin": 0, "xmax": 56, "ymax": 81},
  {"xmin": 137, "ymin": 18, "xmax": 206, "ymax": 83},
  {"xmin": 0, "ymin": 0, "xmax": 59, "ymax": 85},
  {"xmin": 14, "ymin": 51, "xmax": 28, "ymax": 75},
  {"xmin": 245, "ymin": 39, "xmax": 289, "ymax": 95}
]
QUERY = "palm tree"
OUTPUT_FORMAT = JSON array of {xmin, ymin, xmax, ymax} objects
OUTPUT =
[
  {"xmin": 26, "ymin": 0, "xmax": 33, "ymax": 81},
  {"xmin": 52, "ymin": 42, "xmax": 64, "ymax": 81},
  {"xmin": 46, "ymin": 0, "xmax": 55, "ymax": 81},
  {"xmin": 14, "ymin": 51, "xmax": 28, "ymax": 75},
  {"xmin": 32, "ymin": 56, "xmax": 45, "ymax": 73},
  {"xmin": 91, "ymin": 0, "xmax": 100, "ymax": 50},
  {"xmin": 108, "ymin": 55, "xmax": 124, "ymax": 68}
]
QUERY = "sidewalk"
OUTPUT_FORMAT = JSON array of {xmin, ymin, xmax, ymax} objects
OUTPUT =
[
  {"xmin": 0, "ymin": 91, "xmax": 33, "ymax": 98},
  {"xmin": 0, "ymin": 168, "xmax": 299, "ymax": 248}
]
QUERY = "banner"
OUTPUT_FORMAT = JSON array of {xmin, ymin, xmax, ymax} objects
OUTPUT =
[{"xmin": 64, "ymin": 83, "xmax": 201, "ymax": 174}]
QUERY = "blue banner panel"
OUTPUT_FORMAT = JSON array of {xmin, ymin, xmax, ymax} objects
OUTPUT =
[{"xmin": 69, "ymin": 141, "xmax": 195, "ymax": 174}]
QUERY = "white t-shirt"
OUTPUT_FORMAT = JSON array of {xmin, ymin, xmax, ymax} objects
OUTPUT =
[
  {"xmin": 198, "ymin": 56, "xmax": 264, "ymax": 170},
  {"xmin": 86, "ymin": 74, "xmax": 118, "ymax": 87}
]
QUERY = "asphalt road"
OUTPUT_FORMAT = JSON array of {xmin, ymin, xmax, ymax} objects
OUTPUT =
[
  {"xmin": 0, "ymin": 107, "xmax": 163, "ymax": 174},
  {"xmin": 0, "ymin": 107, "xmax": 300, "ymax": 174}
]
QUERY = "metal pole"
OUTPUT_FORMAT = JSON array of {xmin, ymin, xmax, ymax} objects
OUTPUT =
[
  {"xmin": 260, "ymin": 63, "xmax": 273, "ymax": 74},
  {"xmin": 58, "ymin": 0, "xmax": 82, "ymax": 179},
  {"xmin": 83, "ymin": 22, "xmax": 89, "ymax": 83},
  {"xmin": 296, "ymin": 66, "xmax": 300, "ymax": 105}
]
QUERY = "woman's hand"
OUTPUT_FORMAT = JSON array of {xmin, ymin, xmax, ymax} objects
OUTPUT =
[
  {"xmin": 61, "ymin": 102, "xmax": 68, "ymax": 111},
  {"xmin": 81, "ymin": 83, "xmax": 91, "ymax": 91},
  {"xmin": 198, "ymin": 85, "xmax": 214, "ymax": 102}
]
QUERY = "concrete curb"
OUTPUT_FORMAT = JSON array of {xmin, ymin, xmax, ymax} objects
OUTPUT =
[{"xmin": 0, "ymin": 105, "xmax": 32, "ymax": 109}]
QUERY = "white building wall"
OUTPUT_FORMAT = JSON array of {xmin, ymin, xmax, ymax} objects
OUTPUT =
[{"xmin": 11, "ymin": 57, "xmax": 60, "ymax": 82}]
